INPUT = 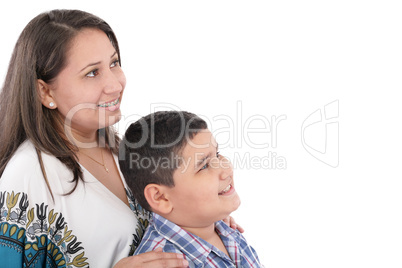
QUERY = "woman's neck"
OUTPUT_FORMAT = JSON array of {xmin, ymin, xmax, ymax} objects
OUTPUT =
[{"xmin": 64, "ymin": 124, "xmax": 99, "ymax": 148}]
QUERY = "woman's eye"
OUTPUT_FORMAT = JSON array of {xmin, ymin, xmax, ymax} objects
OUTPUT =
[
  {"xmin": 110, "ymin": 59, "xmax": 120, "ymax": 68},
  {"xmin": 86, "ymin": 69, "xmax": 99, "ymax": 78},
  {"xmin": 216, "ymin": 151, "xmax": 221, "ymax": 158}
]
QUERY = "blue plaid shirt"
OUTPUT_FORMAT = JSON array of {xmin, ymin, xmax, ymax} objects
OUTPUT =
[{"xmin": 135, "ymin": 213, "xmax": 263, "ymax": 267}]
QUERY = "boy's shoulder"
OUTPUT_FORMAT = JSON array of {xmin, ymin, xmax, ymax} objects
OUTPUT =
[
  {"xmin": 134, "ymin": 213, "xmax": 261, "ymax": 265},
  {"xmin": 134, "ymin": 213, "xmax": 211, "ymax": 256},
  {"xmin": 133, "ymin": 213, "xmax": 181, "ymax": 255}
]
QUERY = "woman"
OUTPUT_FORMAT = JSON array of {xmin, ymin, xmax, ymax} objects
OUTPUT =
[{"xmin": 0, "ymin": 9, "xmax": 189, "ymax": 267}]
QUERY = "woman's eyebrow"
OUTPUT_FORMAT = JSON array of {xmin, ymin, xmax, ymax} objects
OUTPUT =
[
  {"xmin": 79, "ymin": 51, "xmax": 118, "ymax": 73},
  {"xmin": 79, "ymin": 61, "xmax": 101, "ymax": 73}
]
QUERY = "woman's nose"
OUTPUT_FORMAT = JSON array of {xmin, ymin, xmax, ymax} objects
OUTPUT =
[{"xmin": 103, "ymin": 69, "xmax": 125, "ymax": 94}]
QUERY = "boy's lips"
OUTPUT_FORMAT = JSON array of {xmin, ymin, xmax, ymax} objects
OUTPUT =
[{"xmin": 218, "ymin": 183, "xmax": 235, "ymax": 195}]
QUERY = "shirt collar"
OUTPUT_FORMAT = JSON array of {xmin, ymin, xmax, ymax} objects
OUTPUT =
[
  {"xmin": 215, "ymin": 220, "xmax": 238, "ymax": 238},
  {"xmin": 152, "ymin": 213, "xmax": 237, "ymax": 264}
]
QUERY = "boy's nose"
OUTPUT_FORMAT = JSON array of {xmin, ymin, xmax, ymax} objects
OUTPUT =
[{"xmin": 218, "ymin": 156, "xmax": 233, "ymax": 180}]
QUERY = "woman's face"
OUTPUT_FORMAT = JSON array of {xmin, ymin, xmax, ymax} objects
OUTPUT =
[{"xmin": 48, "ymin": 28, "xmax": 126, "ymax": 137}]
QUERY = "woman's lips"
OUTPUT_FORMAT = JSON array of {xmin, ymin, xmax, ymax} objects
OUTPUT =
[{"xmin": 97, "ymin": 98, "xmax": 120, "ymax": 111}]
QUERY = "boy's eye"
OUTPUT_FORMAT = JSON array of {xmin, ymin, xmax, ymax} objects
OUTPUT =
[
  {"xmin": 86, "ymin": 69, "xmax": 99, "ymax": 78},
  {"xmin": 200, "ymin": 163, "xmax": 209, "ymax": 171},
  {"xmin": 199, "ymin": 151, "xmax": 221, "ymax": 171}
]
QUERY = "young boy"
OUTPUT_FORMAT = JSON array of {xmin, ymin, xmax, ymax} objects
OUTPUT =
[{"xmin": 119, "ymin": 111, "xmax": 262, "ymax": 267}]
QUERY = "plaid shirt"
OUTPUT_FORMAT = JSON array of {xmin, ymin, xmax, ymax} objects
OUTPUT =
[{"xmin": 135, "ymin": 213, "xmax": 263, "ymax": 267}]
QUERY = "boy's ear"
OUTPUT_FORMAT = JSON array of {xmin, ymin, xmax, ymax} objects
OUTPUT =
[
  {"xmin": 144, "ymin": 184, "xmax": 173, "ymax": 215},
  {"xmin": 37, "ymin": 79, "xmax": 57, "ymax": 109}
]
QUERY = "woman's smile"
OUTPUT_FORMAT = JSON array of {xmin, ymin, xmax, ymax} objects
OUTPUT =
[{"xmin": 97, "ymin": 97, "xmax": 120, "ymax": 110}]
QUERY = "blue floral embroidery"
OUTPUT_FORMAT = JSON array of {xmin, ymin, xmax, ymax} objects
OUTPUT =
[
  {"xmin": 125, "ymin": 188, "xmax": 151, "ymax": 255},
  {"xmin": 0, "ymin": 191, "xmax": 88, "ymax": 267}
]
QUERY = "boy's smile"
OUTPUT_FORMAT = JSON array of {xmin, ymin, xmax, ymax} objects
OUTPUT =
[{"xmin": 219, "ymin": 183, "xmax": 234, "ymax": 195}]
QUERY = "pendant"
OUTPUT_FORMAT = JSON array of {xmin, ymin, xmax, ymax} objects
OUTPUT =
[{"xmin": 105, "ymin": 166, "xmax": 109, "ymax": 173}]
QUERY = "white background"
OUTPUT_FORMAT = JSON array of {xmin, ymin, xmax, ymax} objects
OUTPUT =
[{"xmin": 1, "ymin": 1, "xmax": 401, "ymax": 267}]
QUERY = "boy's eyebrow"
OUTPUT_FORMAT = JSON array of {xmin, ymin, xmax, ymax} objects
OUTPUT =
[
  {"xmin": 194, "ymin": 144, "xmax": 219, "ymax": 168},
  {"xmin": 195, "ymin": 152, "xmax": 213, "ymax": 168}
]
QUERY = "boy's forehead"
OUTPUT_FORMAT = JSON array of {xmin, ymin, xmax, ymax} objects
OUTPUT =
[
  {"xmin": 181, "ymin": 130, "xmax": 216, "ymax": 155},
  {"xmin": 189, "ymin": 129, "xmax": 215, "ymax": 146}
]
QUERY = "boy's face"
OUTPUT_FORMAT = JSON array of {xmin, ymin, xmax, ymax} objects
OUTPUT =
[{"xmin": 165, "ymin": 129, "xmax": 241, "ymax": 228}]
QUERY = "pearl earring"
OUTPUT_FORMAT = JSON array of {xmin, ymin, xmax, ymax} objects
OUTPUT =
[{"xmin": 49, "ymin": 102, "xmax": 55, "ymax": 107}]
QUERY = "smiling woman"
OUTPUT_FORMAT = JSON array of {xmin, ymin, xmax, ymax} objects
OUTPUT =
[
  {"xmin": 0, "ymin": 9, "xmax": 188, "ymax": 268},
  {"xmin": 38, "ymin": 28, "xmax": 126, "ymax": 135}
]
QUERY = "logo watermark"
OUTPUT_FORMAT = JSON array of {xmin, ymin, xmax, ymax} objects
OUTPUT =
[
  {"xmin": 61, "ymin": 100, "xmax": 289, "ymax": 171},
  {"xmin": 301, "ymin": 100, "xmax": 339, "ymax": 168}
]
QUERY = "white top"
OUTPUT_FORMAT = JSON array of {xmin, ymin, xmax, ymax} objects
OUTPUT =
[{"xmin": 0, "ymin": 140, "xmax": 150, "ymax": 267}]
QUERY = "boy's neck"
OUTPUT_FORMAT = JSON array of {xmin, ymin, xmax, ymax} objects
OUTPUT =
[
  {"xmin": 181, "ymin": 224, "xmax": 230, "ymax": 258},
  {"xmin": 182, "ymin": 224, "xmax": 216, "ymax": 241}
]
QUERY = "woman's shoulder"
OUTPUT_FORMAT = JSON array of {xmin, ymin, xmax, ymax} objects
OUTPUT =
[
  {"xmin": 2, "ymin": 140, "xmax": 40, "ymax": 177},
  {"xmin": 0, "ymin": 140, "xmax": 63, "ymax": 191}
]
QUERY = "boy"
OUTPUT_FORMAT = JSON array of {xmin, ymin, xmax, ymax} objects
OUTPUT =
[{"xmin": 119, "ymin": 111, "xmax": 262, "ymax": 267}]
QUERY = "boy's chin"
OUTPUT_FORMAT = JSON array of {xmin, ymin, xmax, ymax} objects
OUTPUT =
[
  {"xmin": 230, "ymin": 197, "xmax": 241, "ymax": 212},
  {"xmin": 220, "ymin": 200, "xmax": 241, "ymax": 220}
]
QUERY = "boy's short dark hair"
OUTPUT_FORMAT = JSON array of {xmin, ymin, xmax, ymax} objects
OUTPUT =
[{"xmin": 119, "ymin": 111, "xmax": 208, "ymax": 211}]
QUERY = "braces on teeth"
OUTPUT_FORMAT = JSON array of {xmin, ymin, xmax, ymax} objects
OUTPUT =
[{"xmin": 98, "ymin": 99, "xmax": 119, "ymax": 107}]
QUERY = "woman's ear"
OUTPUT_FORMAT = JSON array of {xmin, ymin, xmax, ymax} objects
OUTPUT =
[
  {"xmin": 37, "ymin": 79, "xmax": 57, "ymax": 109},
  {"xmin": 144, "ymin": 184, "xmax": 173, "ymax": 215}
]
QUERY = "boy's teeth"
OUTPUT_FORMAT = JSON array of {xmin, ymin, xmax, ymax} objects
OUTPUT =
[{"xmin": 219, "ymin": 184, "xmax": 231, "ymax": 194}]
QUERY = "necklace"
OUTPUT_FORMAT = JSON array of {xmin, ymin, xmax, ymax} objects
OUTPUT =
[{"xmin": 80, "ymin": 148, "xmax": 109, "ymax": 173}]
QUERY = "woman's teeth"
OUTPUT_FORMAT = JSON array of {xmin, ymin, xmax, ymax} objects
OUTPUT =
[
  {"xmin": 219, "ymin": 184, "xmax": 232, "ymax": 195},
  {"xmin": 98, "ymin": 98, "xmax": 119, "ymax": 107}
]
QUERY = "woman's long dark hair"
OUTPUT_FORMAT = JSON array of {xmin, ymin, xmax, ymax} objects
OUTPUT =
[{"xmin": 0, "ymin": 9, "xmax": 121, "ymax": 194}]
